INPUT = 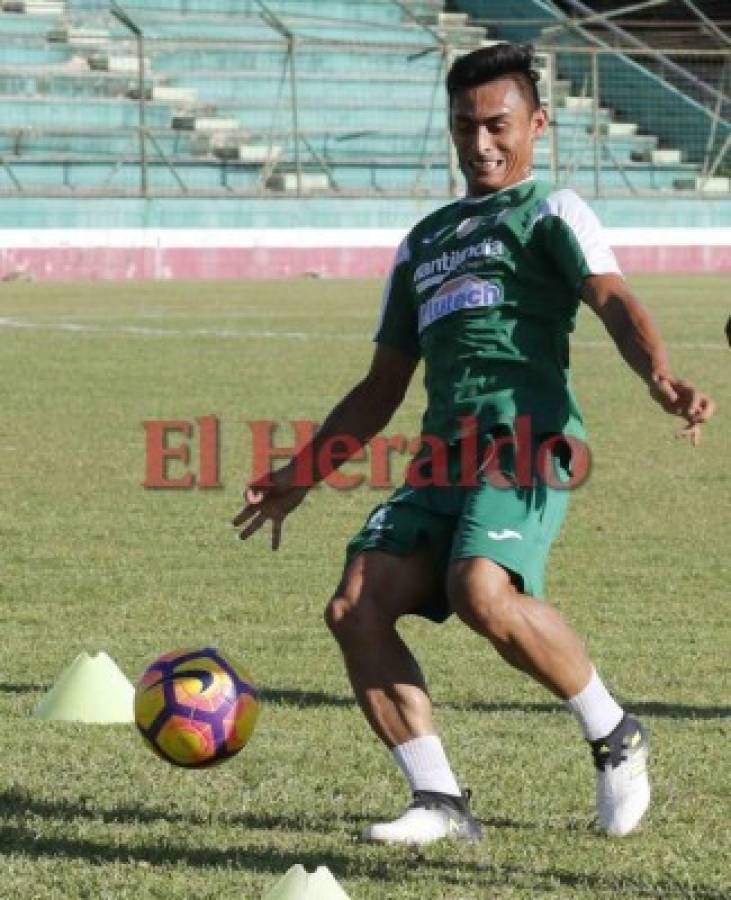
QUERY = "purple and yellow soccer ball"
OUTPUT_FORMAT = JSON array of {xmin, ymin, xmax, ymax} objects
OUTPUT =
[{"xmin": 134, "ymin": 647, "xmax": 259, "ymax": 768}]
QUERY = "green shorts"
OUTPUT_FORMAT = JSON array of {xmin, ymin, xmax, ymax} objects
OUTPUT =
[{"xmin": 345, "ymin": 440, "xmax": 572, "ymax": 622}]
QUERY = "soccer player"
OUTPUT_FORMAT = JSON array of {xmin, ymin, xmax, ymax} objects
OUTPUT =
[{"xmin": 233, "ymin": 43, "xmax": 715, "ymax": 844}]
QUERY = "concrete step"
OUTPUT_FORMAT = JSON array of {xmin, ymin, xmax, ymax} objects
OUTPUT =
[
  {"xmin": 630, "ymin": 147, "xmax": 683, "ymax": 164},
  {"xmin": 152, "ymin": 85, "xmax": 198, "ymax": 104},
  {"xmin": 652, "ymin": 148, "xmax": 683, "ymax": 165},
  {"xmin": 172, "ymin": 114, "xmax": 239, "ymax": 131},
  {"xmin": 436, "ymin": 12, "xmax": 469, "ymax": 27},
  {"xmin": 266, "ymin": 171, "xmax": 329, "ymax": 192},
  {"xmin": 48, "ymin": 26, "xmax": 109, "ymax": 46},
  {"xmin": 436, "ymin": 25, "xmax": 487, "ymax": 46},
  {"xmin": 564, "ymin": 96, "xmax": 593, "ymax": 111},
  {"xmin": 2, "ymin": 0, "xmax": 64, "ymax": 13},
  {"xmin": 214, "ymin": 143, "xmax": 282, "ymax": 163},
  {"xmin": 88, "ymin": 53, "xmax": 150, "ymax": 73},
  {"xmin": 128, "ymin": 84, "xmax": 198, "ymax": 104},
  {"xmin": 603, "ymin": 122, "xmax": 639, "ymax": 136},
  {"xmin": 674, "ymin": 175, "xmax": 730, "ymax": 192},
  {"xmin": 650, "ymin": 150, "xmax": 683, "ymax": 166}
]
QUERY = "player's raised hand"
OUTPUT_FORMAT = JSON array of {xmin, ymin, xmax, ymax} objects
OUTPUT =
[
  {"xmin": 650, "ymin": 374, "xmax": 716, "ymax": 446},
  {"xmin": 232, "ymin": 465, "xmax": 309, "ymax": 550}
]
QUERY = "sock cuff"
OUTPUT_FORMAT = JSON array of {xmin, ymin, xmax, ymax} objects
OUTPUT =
[
  {"xmin": 567, "ymin": 668, "xmax": 624, "ymax": 742},
  {"xmin": 392, "ymin": 734, "xmax": 461, "ymax": 796}
]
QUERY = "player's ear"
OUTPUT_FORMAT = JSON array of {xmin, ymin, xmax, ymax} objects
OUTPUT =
[{"xmin": 530, "ymin": 106, "xmax": 548, "ymax": 141}]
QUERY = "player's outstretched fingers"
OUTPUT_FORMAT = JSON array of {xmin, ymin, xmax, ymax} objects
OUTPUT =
[
  {"xmin": 271, "ymin": 519, "xmax": 282, "ymax": 551},
  {"xmin": 237, "ymin": 512, "xmax": 266, "ymax": 541},
  {"xmin": 232, "ymin": 496, "xmax": 264, "ymax": 528}
]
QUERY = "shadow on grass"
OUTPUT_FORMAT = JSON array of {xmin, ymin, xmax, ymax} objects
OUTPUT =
[
  {"xmin": 0, "ymin": 821, "xmax": 726, "ymax": 899},
  {"xmin": 264, "ymin": 689, "xmax": 731, "ymax": 720},
  {"xmin": 427, "ymin": 855, "xmax": 729, "ymax": 900},
  {"xmin": 0, "ymin": 788, "xmax": 364, "ymax": 833},
  {"xmin": 627, "ymin": 701, "xmax": 731, "ymax": 721},
  {"xmin": 0, "ymin": 788, "xmax": 539, "ymax": 837},
  {"xmin": 0, "ymin": 683, "xmax": 49, "ymax": 694},
  {"xmin": 0, "ymin": 789, "xmax": 210, "ymax": 828},
  {"xmin": 0, "ymin": 821, "xmax": 357, "ymax": 879},
  {"xmin": 262, "ymin": 688, "xmax": 354, "ymax": 708},
  {"xmin": 10, "ymin": 683, "xmax": 727, "ymax": 721}
]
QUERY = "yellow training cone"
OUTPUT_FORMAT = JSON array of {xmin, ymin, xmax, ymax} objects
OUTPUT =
[
  {"xmin": 262, "ymin": 865, "xmax": 351, "ymax": 900},
  {"xmin": 32, "ymin": 651, "xmax": 134, "ymax": 723}
]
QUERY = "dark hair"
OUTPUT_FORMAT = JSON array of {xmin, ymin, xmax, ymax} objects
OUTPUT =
[{"xmin": 446, "ymin": 43, "xmax": 541, "ymax": 111}]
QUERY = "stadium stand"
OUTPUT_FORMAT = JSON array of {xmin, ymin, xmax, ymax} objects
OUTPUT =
[
  {"xmin": 0, "ymin": 0, "xmax": 476, "ymax": 194},
  {"xmin": 0, "ymin": 0, "xmax": 727, "ymax": 196},
  {"xmin": 0, "ymin": 0, "xmax": 727, "ymax": 280}
]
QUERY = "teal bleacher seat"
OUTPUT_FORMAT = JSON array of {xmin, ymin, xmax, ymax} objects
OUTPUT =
[
  {"xmin": 0, "ymin": 70, "xmax": 148, "ymax": 99},
  {"xmin": 0, "ymin": 42, "xmax": 71, "ymax": 65},
  {"xmin": 0, "ymin": 128, "xmax": 200, "ymax": 157},
  {"xmin": 0, "ymin": 96, "xmax": 175, "ymax": 128},
  {"xmin": 149, "ymin": 45, "xmax": 441, "ymax": 76},
  {"xmin": 171, "ymin": 70, "xmax": 444, "ymax": 106},
  {"xmin": 0, "ymin": 11, "xmax": 60, "ymax": 34},
  {"xmin": 68, "ymin": 0, "xmax": 442, "ymax": 22},
  {"xmin": 0, "ymin": 0, "xmax": 715, "ymax": 198}
]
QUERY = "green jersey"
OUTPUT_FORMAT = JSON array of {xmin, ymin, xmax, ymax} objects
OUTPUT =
[{"xmin": 375, "ymin": 177, "xmax": 621, "ymax": 443}]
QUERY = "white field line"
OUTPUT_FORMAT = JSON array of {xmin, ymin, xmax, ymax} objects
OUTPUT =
[
  {"xmin": 0, "ymin": 227, "xmax": 729, "ymax": 247},
  {"xmin": 0, "ymin": 317, "xmax": 726, "ymax": 350}
]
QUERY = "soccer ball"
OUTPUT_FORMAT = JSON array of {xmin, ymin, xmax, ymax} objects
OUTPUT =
[{"xmin": 134, "ymin": 647, "xmax": 259, "ymax": 768}]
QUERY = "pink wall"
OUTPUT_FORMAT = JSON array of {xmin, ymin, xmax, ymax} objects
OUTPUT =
[{"xmin": 1, "ymin": 237, "xmax": 729, "ymax": 281}]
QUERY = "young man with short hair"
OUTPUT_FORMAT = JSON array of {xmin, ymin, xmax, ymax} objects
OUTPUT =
[{"xmin": 234, "ymin": 43, "xmax": 715, "ymax": 845}]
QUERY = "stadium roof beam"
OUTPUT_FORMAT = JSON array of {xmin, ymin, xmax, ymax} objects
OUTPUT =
[
  {"xmin": 542, "ymin": 0, "xmax": 671, "ymax": 33},
  {"xmin": 679, "ymin": 0, "xmax": 731, "ymax": 48}
]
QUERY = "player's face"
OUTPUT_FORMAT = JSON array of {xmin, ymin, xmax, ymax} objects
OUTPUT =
[{"xmin": 450, "ymin": 77, "xmax": 547, "ymax": 196}]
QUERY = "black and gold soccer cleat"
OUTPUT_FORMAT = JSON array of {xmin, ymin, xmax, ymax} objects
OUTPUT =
[
  {"xmin": 591, "ymin": 714, "xmax": 650, "ymax": 837},
  {"xmin": 362, "ymin": 790, "xmax": 483, "ymax": 846}
]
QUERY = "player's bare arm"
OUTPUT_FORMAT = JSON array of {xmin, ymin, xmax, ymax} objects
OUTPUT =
[
  {"xmin": 232, "ymin": 344, "xmax": 418, "ymax": 548},
  {"xmin": 582, "ymin": 273, "xmax": 716, "ymax": 444}
]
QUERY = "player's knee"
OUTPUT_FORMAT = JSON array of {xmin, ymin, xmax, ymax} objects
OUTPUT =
[
  {"xmin": 324, "ymin": 594, "xmax": 351, "ymax": 638},
  {"xmin": 324, "ymin": 592, "xmax": 384, "ymax": 645},
  {"xmin": 447, "ymin": 559, "xmax": 517, "ymax": 641}
]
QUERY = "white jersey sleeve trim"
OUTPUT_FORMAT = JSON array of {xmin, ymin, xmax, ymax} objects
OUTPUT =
[
  {"xmin": 536, "ymin": 189, "xmax": 622, "ymax": 276},
  {"xmin": 374, "ymin": 236, "xmax": 411, "ymax": 337}
]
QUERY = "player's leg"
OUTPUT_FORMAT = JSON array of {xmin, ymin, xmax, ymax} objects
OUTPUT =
[
  {"xmin": 447, "ymin": 560, "xmax": 649, "ymax": 836},
  {"xmin": 325, "ymin": 495, "xmax": 482, "ymax": 845},
  {"xmin": 326, "ymin": 548, "xmax": 481, "ymax": 845},
  {"xmin": 447, "ymin": 556, "xmax": 592, "ymax": 697},
  {"xmin": 325, "ymin": 546, "xmax": 438, "ymax": 749},
  {"xmin": 447, "ymin": 466, "xmax": 649, "ymax": 836}
]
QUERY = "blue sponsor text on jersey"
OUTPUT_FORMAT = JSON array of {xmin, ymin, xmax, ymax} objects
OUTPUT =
[
  {"xmin": 417, "ymin": 276, "xmax": 504, "ymax": 334},
  {"xmin": 413, "ymin": 238, "xmax": 504, "ymax": 294}
]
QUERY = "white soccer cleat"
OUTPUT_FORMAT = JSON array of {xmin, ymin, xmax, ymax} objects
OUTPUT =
[
  {"xmin": 362, "ymin": 790, "xmax": 483, "ymax": 846},
  {"xmin": 591, "ymin": 715, "xmax": 650, "ymax": 836}
]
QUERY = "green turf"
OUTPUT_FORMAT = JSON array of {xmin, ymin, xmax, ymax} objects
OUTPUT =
[{"xmin": 0, "ymin": 275, "xmax": 728, "ymax": 899}]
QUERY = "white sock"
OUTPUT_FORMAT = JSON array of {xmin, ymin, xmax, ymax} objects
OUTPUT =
[
  {"xmin": 391, "ymin": 735, "xmax": 461, "ymax": 797},
  {"xmin": 567, "ymin": 668, "xmax": 624, "ymax": 741}
]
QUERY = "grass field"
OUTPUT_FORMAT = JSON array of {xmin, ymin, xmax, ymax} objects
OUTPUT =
[{"xmin": 0, "ymin": 275, "xmax": 728, "ymax": 899}]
